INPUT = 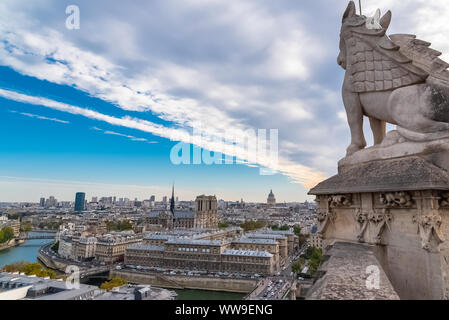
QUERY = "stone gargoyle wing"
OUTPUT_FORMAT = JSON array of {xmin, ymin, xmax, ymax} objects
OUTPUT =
[{"xmin": 390, "ymin": 34, "xmax": 449, "ymax": 86}]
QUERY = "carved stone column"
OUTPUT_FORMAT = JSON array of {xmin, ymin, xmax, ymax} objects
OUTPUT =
[{"xmin": 309, "ymin": 156, "xmax": 449, "ymax": 299}]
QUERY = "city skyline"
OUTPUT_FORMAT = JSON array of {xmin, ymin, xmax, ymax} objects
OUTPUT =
[{"xmin": 9, "ymin": 188, "xmax": 296, "ymax": 205}]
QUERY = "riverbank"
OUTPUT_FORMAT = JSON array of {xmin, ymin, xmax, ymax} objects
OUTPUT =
[
  {"xmin": 0, "ymin": 234, "xmax": 53, "ymax": 268},
  {"xmin": 22, "ymin": 243, "xmax": 249, "ymax": 300},
  {"xmin": 37, "ymin": 244, "xmax": 258, "ymax": 294},
  {"xmin": 110, "ymin": 269, "xmax": 257, "ymax": 294},
  {"xmin": 0, "ymin": 239, "xmax": 24, "ymax": 252},
  {"xmin": 37, "ymin": 243, "xmax": 72, "ymax": 271}
]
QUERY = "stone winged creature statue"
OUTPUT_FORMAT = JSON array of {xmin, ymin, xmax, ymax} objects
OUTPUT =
[{"xmin": 338, "ymin": 1, "xmax": 449, "ymax": 156}]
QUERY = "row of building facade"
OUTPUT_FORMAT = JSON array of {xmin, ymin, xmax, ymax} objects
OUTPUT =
[
  {"xmin": 58, "ymin": 230, "xmax": 142, "ymax": 263},
  {"xmin": 57, "ymin": 226, "xmax": 299, "ymax": 275},
  {"xmin": 125, "ymin": 228, "xmax": 299, "ymax": 275}
]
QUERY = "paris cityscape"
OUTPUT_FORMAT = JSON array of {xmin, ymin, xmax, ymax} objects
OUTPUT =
[
  {"xmin": 1, "ymin": 0, "xmax": 449, "ymax": 311},
  {"xmin": 0, "ymin": 188, "xmax": 318, "ymax": 300}
]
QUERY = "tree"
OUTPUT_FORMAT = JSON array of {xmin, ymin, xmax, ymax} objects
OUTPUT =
[
  {"xmin": 106, "ymin": 220, "xmax": 133, "ymax": 232},
  {"xmin": 51, "ymin": 241, "xmax": 59, "ymax": 253},
  {"xmin": 218, "ymin": 222, "xmax": 229, "ymax": 229},
  {"xmin": 20, "ymin": 221, "xmax": 33, "ymax": 232},
  {"xmin": 2, "ymin": 261, "xmax": 57, "ymax": 279},
  {"xmin": 301, "ymin": 247, "xmax": 323, "ymax": 275},
  {"xmin": 3, "ymin": 227, "xmax": 14, "ymax": 241},
  {"xmin": 0, "ymin": 227, "xmax": 14, "ymax": 243},
  {"xmin": 293, "ymin": 225, "xmax": 301, "ymax": 236},
  {"xmin": 119, "ymin": 220, "xmax": 133, "ymax": 231},
  {"xmin": 100, "ymin": 278, "xmax": 127, "ymax": 291},
  {"xmin": 240, "ymin": 220, "xmax": 266, "ymax": 231},
  {"xmin": 292, "ymin": 257, "xmax": 306, "ymax": 274},
  {"xmin": 311, "ymin": 248, "xmax": 323, "ymax": 261},
  {"xmin": 2, "ymin": 261, "xmax": 28, "ymax": 273},
  {"xmin": 37, "ymin": 221, "xmax": 61, "ymax": 231},
  {"xmin": 7, "ymin": 213, "xmax": 20, "ymax": 220}
]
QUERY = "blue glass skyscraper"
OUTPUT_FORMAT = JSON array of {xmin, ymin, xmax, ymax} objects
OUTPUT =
[{"xmin": 74, "ymin": 192, "xmax": 86, "ymax": 212}]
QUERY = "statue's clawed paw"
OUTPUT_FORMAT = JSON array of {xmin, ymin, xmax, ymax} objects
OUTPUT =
[{"xmin": 346, "ymin": 143, "xmax": 364, "ymax": 156}]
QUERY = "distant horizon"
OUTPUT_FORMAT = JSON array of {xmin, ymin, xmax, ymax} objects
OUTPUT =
[
  {"xmin": 0, "ymin": 197, "xmax": 313, "ymax": 204},
  {"xmin": 0, "ymin": 189, "xmax": 313, "ymax": 204},
  {"xmin": 0, "ymin": 175, "xmax": 311, "ymax": 204}
]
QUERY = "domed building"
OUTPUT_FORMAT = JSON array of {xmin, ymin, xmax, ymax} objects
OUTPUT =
[{"xmin": 267, "ymin": 189, "xmax": 276, "ymax": 207}]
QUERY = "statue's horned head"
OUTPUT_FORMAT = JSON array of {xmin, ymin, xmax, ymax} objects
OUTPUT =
[
  {"xmin": 337, "ymin": 1, "xmax": 392, "ymax": 70},
  {"xmin": 366, "ymin": 9, "xmax": 382, "ymax": 30}
]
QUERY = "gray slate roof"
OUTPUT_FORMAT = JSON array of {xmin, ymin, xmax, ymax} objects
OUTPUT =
[{"xmin": 222, "ymin": 249, "xmax": 273, "ymax": 257}]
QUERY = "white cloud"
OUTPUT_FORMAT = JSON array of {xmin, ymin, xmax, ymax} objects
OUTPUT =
[
  {"xmin": 90, "ymin": 126, "xmax": 157, "ymax": 143},
  {"xmin": 10, "ymin": 110, "xmax": 69, "ymax": 124},
  {"xmin": 7, "ymin": 0, "xmax": 433, "ymax": 191},
  {"xmin": 103, "ymin": 130, "xmax": 147, "ymax": 142},
  {"xmin": 360, "ymin": 0, "xmax": 449, "ymax": 60},
  {"xmin": 0, "ymin": 88, "xmax": 326, "ymax": 188}
]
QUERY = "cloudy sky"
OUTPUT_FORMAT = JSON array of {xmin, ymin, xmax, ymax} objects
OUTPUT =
[{"xmin": 0, "ymin": 0, "xmax": 448, "ymax": 203}]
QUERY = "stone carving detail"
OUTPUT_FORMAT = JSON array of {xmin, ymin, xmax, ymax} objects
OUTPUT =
[
  {"xmin": 413, "ymin": 214, "xmax": 445, "ymax": 252},
  {"xmin": 355, "ymin": 208, "xmax": 391, "ymax": 244},
  {"xmin": 380, "ymin": 191, "xmax": 413, "ymax": 208},
  {"xmin": 328, "ymin": 194, "xmax": 352, "ymax": 207},
  {"xmin": 369, "ymin": 209, "xmax": 392, "ymax": 244},
  {"xmin": 355, "ymin": 209, "xmax": 369, "ymax": 242},
  {"xmin": 439, "ymin": 192, "xmax": 449, "ymax": 207},
  {"xmin": 317, "ymin": 209, "xmax": 336, "ymax": 234}
]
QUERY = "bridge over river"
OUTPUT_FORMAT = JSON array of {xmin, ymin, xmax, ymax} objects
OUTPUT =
[{"xmin": 17, "ymin": 232, "xmax": 56, "ymax": 241}]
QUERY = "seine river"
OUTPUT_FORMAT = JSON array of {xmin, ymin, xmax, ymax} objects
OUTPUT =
[
  {"xmin": 0, "ymin": 235, "xmax": 244, "ymax": 300},
  {"xmin": 0, "ymin": 233, "xmax": 53, "ymax": 268}
]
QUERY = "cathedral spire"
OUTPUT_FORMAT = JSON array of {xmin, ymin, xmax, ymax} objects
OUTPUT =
[{"xmin": 170, "ymin": 183, "xmax": 175, "ymax": 215}]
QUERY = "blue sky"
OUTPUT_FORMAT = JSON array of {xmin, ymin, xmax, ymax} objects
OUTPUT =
[{"xmin": 0, "ymin": 0, "xmax": 447, "ymax": 202}]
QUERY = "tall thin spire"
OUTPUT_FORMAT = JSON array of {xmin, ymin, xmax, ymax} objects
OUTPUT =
[{"xmin": 170, "ymin": 183, "xmax": 175, "ymax": 215}]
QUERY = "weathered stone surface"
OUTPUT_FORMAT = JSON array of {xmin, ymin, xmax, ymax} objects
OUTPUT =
[
  {"xmin": 306, "ymin": 242, "xmax": 399, "ymax": 300},
  {"xmin": 310, "ymin": 2, "xmax": 449, "ymax": 300},
  {"xmin": 337, "ymin": 1, "xmax": 449, "ymax": 157},
  {"xmin": 309, "ymin": 156, "xmax": 449, "ymax": 195},
  {"xmin": 339, "ymin": 132, "xmax": 449, "ymax": 171}
]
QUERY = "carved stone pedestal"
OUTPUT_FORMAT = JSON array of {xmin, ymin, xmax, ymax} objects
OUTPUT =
[{"xmin": 309, "ymin": 156, "xmax": 449, "ymax": 300}]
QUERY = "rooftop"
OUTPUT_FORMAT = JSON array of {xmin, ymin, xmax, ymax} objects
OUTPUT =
[
  {"xmin": 247, "ymin": 233, "xmax": 287, "ymax": 240},
  {"xmin": 127, "ymin": 245, "xmax": 165, "ymax": 251},
  {"xmin": 232, "ymin": 238, "xmax": 278, "ymax": 245},
  {"xmin": 165, "ymin": 239, "xmax": 224, "ymax": 246},
  {"xmin": 222, "ymin": 249, "xmax": 273, "ymax": 257}
]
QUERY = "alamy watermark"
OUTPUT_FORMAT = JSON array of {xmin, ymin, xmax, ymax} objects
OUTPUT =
[
  {"xmin": 66, "ymin": 5, "xmax": 80, "ymax": 30},
  {"xmin": 365, "ymin": 265, "xmax": 380, "ymax": 290},
  {"xmin": 169, "ymin": 126, "xmax": 279, "ymax": 176},
  {"xmin": 65, "ymin": 265, "xmax": 80, "ymax": 289}
]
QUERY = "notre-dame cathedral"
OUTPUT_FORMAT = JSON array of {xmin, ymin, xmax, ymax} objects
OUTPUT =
[
  {"xmin": 194, "ymin": 195, "xmax": 218, "ymax": 229},
  {"xmin": 147, "ymin": 188, "xmax": 218, "ymax": 230}
]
